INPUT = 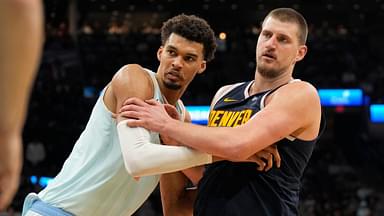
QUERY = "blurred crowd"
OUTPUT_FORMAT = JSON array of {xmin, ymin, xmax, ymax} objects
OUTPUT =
[{"xmin": 3, "ymin": 1, "xmax": 384, "ymax": 215}]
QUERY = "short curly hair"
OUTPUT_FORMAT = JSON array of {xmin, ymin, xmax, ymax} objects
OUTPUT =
[{"xmin": 161, "ymin": 14, "xmax": 217, "ymax": 62}]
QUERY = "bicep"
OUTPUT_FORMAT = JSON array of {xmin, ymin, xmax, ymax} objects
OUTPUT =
[
  {"xmin": 237, "ymin": 84, "xmax": 320, "ymax": 156},
  {"xmin": 110, "ymin": 64, "xmax": 152, "ymax": 119}
]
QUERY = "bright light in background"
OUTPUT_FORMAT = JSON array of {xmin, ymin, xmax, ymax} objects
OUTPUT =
[
  {"xmin": 219, "ymin": 32, "xmax": 227, "ymax": 40},
  {"xmin": 30, "ymin": 176, "xmax": 53, "ymax": 188},
  {"xmin": 186, "ymin": 106, "xmax": 210, "ymax": 125},
  {"xmin": 30, "ymin": 176, "xmax": 38, "ymax": 184},
  {"xmin": 318, "ymin": 89, "xmax": 363, "ymax": 106},
  {"xmin": 370, "ymin": 104, "xmax": 384, "ymax": 123}
]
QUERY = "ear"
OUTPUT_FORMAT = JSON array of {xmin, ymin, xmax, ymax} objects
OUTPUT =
[
  {"xmin": 295, "ymin": 45, "xmax": 307, "ymax": 62},
  {"xmin": 197, "ymin": 60, "xmax": 207, "ymax": 74},
  {"xmin": 157, "ymin": 46, "xmax": 164, "ymax": 61}
]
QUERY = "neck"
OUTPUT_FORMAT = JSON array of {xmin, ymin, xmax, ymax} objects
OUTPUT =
[
  {"xmin": 250, "ymin": 71, "xmax": 293, "ymax": 95},
  {"xmin": 155, "ymin": 74, "xmax": 184, "ymax": 106}
]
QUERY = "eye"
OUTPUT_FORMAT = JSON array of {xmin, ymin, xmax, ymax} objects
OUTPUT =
[
  {"xmin": 277, "ymin": 36, "xmax": 289, "ymax": 43},
  {"xmin": 262, "ymin": 31, "xmax": 272, "ymax": 39},
  {"xmin": 185, "ymin": 56, "xmax": 196, "ymax": 62},
  {"xmin": 167, "ymin": 50, "xmax": 176, "ymax": 56}
]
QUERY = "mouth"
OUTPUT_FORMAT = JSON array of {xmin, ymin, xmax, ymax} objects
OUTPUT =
[
  {"xmin": 261, "ymin": 52, "xmax": 276, "ymax": 61},
  {"xmin": 166, "ymin": 70, "xmax": 181, "ymax": 81}
]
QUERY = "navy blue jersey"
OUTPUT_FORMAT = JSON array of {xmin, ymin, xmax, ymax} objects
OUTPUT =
[{"xmin": 194, "ymin": 81, "xmax": 325, "ymax": 216}]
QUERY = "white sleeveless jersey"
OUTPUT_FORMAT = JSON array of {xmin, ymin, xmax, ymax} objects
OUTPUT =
[{"xmin": 38, "ymin": 69, "xmax": 185, "ymax": 216}]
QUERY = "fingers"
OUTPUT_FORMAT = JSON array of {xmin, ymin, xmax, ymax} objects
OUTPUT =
[
  {"xmin": 125, "ymin": 119, "xmax": 144, "ymax": 128},
  {"xmin": 249, "ymin": 150, "xmax": 275, "ymax": 172},
  {"xmin": 254, "ymin": 157, "xmax": 266, "ymax": 171},
  {"xmin": 160, "ymin": 134, "xmax": 179, "ymax": 146},
  {"xmin": 145, "ymin": 99, "xmax": 161, "ymax": 106},
  {"xmin": 265, "ymin": 145, "xmax": 281, "ymax": 168},
  {"xmin": 119, "ymin": 98, "xmax": 162, "ymax": 114},
  {"xmin": 122, "ymin": 97, "xmax": 148, "ymax": 107},
  {"xmin": 274, "ymin": 149, "xmax": 281, "ymax": 168},
  {"xmin": 259, "ymin": 151, "xmax": 273, "ymax": 171},
  {"xmin": 119, "ymin": 110, "xmax": 141, "ymax": 120},
  {"xmin": 119, "ymin": 104, "xmax": 143, "ymax": 113},
  {"xmin": 164, "ymin": 104, "xmax": 180, "ymax": 120},
  {"xmin": 265, "ymin": 153, "xmax": 273, "ymax": 171}
]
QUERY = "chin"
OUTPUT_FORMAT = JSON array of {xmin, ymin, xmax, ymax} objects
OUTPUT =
[
  {"xmin": 258, "ymin": 67, "xmax": 280, "ymax": 79},
  {"xmin": 164, "ymin": 81, "xmax": 182, "ymax": 90}
]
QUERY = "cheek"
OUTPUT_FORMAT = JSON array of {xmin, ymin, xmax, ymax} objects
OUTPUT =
[
  {"xmin": 183, "ymin": 68, "xmax": 197, "ymax": 80},
  {"xmin": 159, "ymin": 59, "xmax": 171, "ymax": 68}
]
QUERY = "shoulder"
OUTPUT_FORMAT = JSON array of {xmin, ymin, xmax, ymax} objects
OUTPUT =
[
  {"xmin": 277, "ymin": 80, "xmax": 319, "ymax": 102},
  {"xmin": 269, "ymin": 80, "xmax": 321, "ymax": 118},
  {"xmin": 112, "ymin": 64, "xmax": 150, "ymax": 86},
  {"xmin": 266, "ymin": 80, "xmax": 321, "ymax": 139},
  {"xmin": 216, "ymin": 84, "xmax": 237, "ymax": 95},
  {"xmin": 271, "ymin": 80, "xmax": 320, "ymax": 100},
  {"xmin": 111, "ymin": 64, "xmax": 153, "ymax": 99},
  {"xmin": 210, "ymin": 82, "xmax": 245, "ymax": 107}
]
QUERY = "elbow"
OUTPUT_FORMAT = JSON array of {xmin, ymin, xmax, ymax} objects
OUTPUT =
[{"xmin": 122, "ymin": 155, "xmax": 146, "ymax": 177}]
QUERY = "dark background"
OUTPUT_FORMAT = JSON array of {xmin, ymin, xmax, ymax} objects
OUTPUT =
[{"xmin": 6, "ymin": 0, "xmax": 384, "ymax": 215}]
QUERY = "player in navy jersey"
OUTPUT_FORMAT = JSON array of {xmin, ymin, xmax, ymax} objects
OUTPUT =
[{"xmin": 120, "ymin": 8, "xmax": 325, "ymax": 216}]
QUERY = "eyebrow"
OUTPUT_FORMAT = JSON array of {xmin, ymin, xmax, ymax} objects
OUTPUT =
[
  {"xmin": 166, "ymin": 45, "xmax": 199, "ymax": 58},
  {"xmin": 263, "ymin": 29, "xmax": 292, "ymax": 40}
]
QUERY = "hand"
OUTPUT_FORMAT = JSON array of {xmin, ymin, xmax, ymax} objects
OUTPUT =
[
  {"xmin": 160, "ymin": 105, "xmax": 181, "ymax": 146},
  {"xmin": 163, "ymin": 103, "xmax": 180, "ymax": 121},
  {"xmin": 246, "ymin": 145, "xmax": 281, "ymax": 172},
  {"xmin": 0, "ymin": 135, "xmax": 22, "ymax": 210},
  {"xmin": 160, "ymin": 134, "xmax": 180, "ymax": 146},
  {"xmin": 118, "ymin": 98, "xmax": 175, "ymax": 133}
]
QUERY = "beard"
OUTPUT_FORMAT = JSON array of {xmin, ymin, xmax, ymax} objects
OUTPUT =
[
  {"xmin": 163, "ymin": 80, "xmax": 182, "ymax": 90},
  {"xmin": 257, "ymin": 62, "xmax": 285, "ymax": 79}
]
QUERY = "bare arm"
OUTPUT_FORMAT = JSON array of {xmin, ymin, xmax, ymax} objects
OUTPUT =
[
  {"xmin": 0, "ymin": 0, "xmax": 43, "ymax": 132},
  {"xmin": 179, "ymin": 111, "xmax": 204, "ymax": 185},
  {"xmin": 0, "ymin": 0, "xmax": 43, "ymax": 210},
  {"xmin": 159, "ymin": 111, "xmax": 202, "ymax": 216},
  {"xmin": 120, "ymin": 81, "xmax": 321, "ymax": 161},
  {"xmin": 160, "ymin": 172, "xmax": 198, "ymax": 216}
]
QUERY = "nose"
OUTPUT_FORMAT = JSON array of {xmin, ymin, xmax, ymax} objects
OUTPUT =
[
  {"xmin": 172, "ymin": 56, "xmax": 183, "ymax": 69},
  {"xmin": 265, "ymin": 36, "xmax": 277, "ymax": 49}
]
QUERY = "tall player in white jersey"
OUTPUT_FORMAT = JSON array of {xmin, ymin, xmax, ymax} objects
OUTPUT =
[{"xmin": 21, "ymin": 14, "xmax": 217, "ymax": 216}]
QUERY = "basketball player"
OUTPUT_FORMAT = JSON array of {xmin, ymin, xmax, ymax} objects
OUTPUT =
[
  {"xmin": 0, "ymin": 0, "xmax": 44, "ymax": 210},
  {"xmin": 119, "ymin": 8, "xmax": 325, "ymax": 215},
  {"xmin": 21, "ymin": 14, "xmax": 279, "ymax": 216}
]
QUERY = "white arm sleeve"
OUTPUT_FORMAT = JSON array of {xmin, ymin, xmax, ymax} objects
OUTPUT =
[{"xmin": 117, "ymin": 120, "xmax": 212, "ymax": 177}]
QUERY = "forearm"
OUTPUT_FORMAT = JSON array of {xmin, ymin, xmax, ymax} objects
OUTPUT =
[
  {"xmin": 0, "ymin": 0, "xmax": 43, "ymax": 134},
  {"xmin": 160, "ymin": 172, "xmax": 196, "ymax": 216},
  {"xmin": 160, "ymin": 118, "xmax": 278, "ymax": 161},
  {"xmin": 181, "ymin": 166, "xmax": 204, "ymax": 187},
  {"xmin": 160, "ymin": 119, "xmax": 249, "ymax": 159},
  {"xmin": 117, "ymin": 120, "xmax": 212, "ymax": 177}
]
